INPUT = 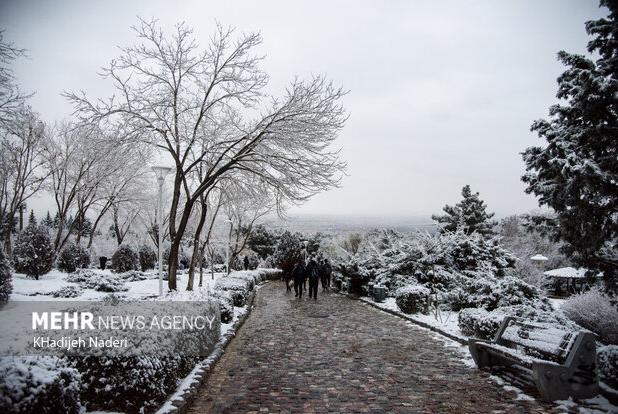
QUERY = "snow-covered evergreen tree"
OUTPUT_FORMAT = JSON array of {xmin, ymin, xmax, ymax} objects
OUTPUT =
[
  {"xmin": 42, "ymin": 211, "xmax": 53, "ymax": 228},
  {"xmin": 138, "ymin": 244, "xmax": 157, "ymax": 271},
  {"xmin": 110, "ymin": 244, "xmax": 138, "ymax": 273},
  {"xmin": 0, "ymin": 247, "xmax": 12, "ymax": 303},
  {"xmin": 246, "ymin": 225, "xmax": 278, "ymax": 259},
  {"xmin": 522, "ymin": 0, "xmax": 618, "ymax": 291},
  {"xmin": 56, "ymin": 241, "xmax": 91, "ymax": 273},
  {"xmin": 273, "ymin": 231, "xmax": 304, "ymax": 277},
  {"xmin": 12, "ymin": 222, "xmax": 54, "ymax": 279},
  {"xmin": 432, "ymin": 185, "xmax": 496, "ymax": 237},
  {"xmin": 28, "ymin": 210, "xmax": 36, "ymax": 227}
]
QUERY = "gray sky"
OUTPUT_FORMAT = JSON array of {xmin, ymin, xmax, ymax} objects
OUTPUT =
[{"xmin": 0, "ymin": 0, "xmax": 607, "ymax": 220}]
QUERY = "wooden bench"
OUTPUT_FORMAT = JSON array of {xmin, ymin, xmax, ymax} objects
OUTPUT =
[{"xmin": 468, "ymin": 316, "xmax": 598, "ymax": 401}]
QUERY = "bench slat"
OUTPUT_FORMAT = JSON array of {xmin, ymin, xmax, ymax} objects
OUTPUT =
[{"xmin": 499, "ymin": 320, "xmax": 575, "ymax": 362}]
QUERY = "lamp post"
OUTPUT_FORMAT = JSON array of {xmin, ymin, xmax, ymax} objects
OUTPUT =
[
  {"xmin": 152, "ymin": 166, "xmax": 172, "ymax": 296},
  {"xmin": 224, "ymin": 219, "xmax": 233, "ymax": 275}
]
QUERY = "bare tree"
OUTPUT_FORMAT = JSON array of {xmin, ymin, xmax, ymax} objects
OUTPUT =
[
  {"xmin": 0, "ymin": 31, "xmax": 31, "ymax": 129},
  {"xmin": 66, "ymin": 19, "xmax": 347, "ymax": 290},
  {"xmin": 0, "ymin": 107, "xmax": 46, "ymax": 254}
]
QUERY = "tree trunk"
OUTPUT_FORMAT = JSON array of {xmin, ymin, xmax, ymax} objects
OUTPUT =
[
  {"xmin": 167, "ymin": 199, "xmax": 195, "ymax": 290},
  {"xmin": 186, "ymin": 204, "xmax": 207, "ymax": 291}
]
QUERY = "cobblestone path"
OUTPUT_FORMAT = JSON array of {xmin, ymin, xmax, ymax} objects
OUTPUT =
[{"xmin": 188, "ymin": 282, "xmax": 554, "ymax": 413}]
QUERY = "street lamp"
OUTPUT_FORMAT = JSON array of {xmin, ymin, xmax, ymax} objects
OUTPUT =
[
  {"xmin": 152, "ymin": 165, "xmax": 172, "ymax": 296},
  {"xmin": 224, "ymin": 219, "xmax": 233, "ymax": 275}
]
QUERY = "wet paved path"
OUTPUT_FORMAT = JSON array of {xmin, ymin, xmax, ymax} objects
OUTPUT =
[{"xmin": 188, "ymin": 282, "xmax": 553, "ymax": 413}]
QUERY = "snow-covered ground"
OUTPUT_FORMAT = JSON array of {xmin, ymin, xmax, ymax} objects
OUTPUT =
[{"xmin": 10, "ymin": 268, "xmax": 225, "ymax": 301}]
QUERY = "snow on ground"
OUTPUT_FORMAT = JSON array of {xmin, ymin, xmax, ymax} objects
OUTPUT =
[
  {"xmin": 365, "ymin": 296, "xmax": 465, "ymax": 340},
  {"xmin": 549, "ymin": 297, "xmax": 566, "ymax": 310},
  {"xmin": 10, "ymin": 268, "xmax": 226, "ymax": 301}
]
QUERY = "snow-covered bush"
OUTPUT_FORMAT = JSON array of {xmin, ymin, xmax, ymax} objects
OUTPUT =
[
  {"xmin": 73, "ymin": 354, "xmax": 193, "ymax": 413},
  {"xmin": 597, "ymin": 345, "xmax": 618, "ymax": 388},
  {"xmin": 212, "ymin": 290, "xmax": 234, "ymax": 323},
  {"xmin": 458, "ymin": 308, "xmax": 504, "ymax": 340},
  {"xmin": 111, "ymin": 244, "xmax": 138, "ymax": 273},
  {"xmin": 395, "ymin": 285, "xmax": 431, "ymax": 314},
  {"xmin": 56, "ymin": 241, "xmax": 91, "ymax": 273},
  {"xmin": 122, "ymin": 270, "xmax": 155, "ymax": 282},
  {"xmin": 12, "ymin": 224, "xmax": 54, "ymax": 279},
  {"xmin": 214, "ymin": 277, "xmax": 251, "ymax": 306},
  {"xmin": 65, "ymin": 268, "xmax": 96, "ymax": 283},
  {"xmin": 138, "ymin": 244, "xmax": 157, "ymax": 271},
  {"xmin": 230, "ymin": 271, "xmax": 257, "ymax": 290},
  {"xmin": 0, "ymin": 248, "xmax": 12, "ymax": 304},
  {"xmin": 79, "ymin": 272, "xmax": 129, "ymax": 292},
  {"xmin": 563, "ymin": 288, "xmax": 618, "ymax": 344},
  {"xmin": 0, "ymin": 356, "xmax": 81, "ymax": 414},
  {"xmin": 51, "ymin": 285, "xmax": 83, "ymax": 298}
]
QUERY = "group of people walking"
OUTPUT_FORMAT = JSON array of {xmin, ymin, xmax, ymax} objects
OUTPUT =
[{"xmin": 290, "ymin": 256, "xmax": 332, "ymax": 300}]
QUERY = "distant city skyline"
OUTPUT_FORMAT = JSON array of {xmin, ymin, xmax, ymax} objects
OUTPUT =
[{"xmin": 0, "ymin": 0, "xmax": 606, "ymax": 218}]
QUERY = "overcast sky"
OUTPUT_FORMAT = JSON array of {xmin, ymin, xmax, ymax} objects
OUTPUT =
[{"xmin": 0, "ymin": 0, "xmax": 607, "ymax": 220}]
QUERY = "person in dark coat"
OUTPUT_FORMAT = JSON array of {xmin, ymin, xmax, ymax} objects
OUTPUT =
[
  {"xmin": 292, "ymin": 261, "xmax": 306, "ymax": 298},
  {"xmin": 322, "ymin": 259, "xmax": 332, "ymax": 289},
  {"xmin": 306, "ymin": 257, "xmax": 319, "ymax": 300},
  {"xmin": 243, "ymin": 255, "xmax": 250, "ymax": 270}
]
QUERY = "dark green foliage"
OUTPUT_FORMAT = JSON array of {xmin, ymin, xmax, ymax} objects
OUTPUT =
[
  {"xmin": 432, "ymin": 185, "xmax": 496, "ymax": 237},
  {"xmin": 246, "ymin": 224, "xmax": 278, "ymax": 259},
  {"xmin": 138, "ymin": 244, "xmax": 157, "ymax": 271},
  {"xmin": 522, "ymin": 1, "xmax": 618, "ymax": 291},
  {"xmin": 12, "ymin": 223, "xmax": 54, "ymax": 279},
  {"xmin": 56, "ymin": 242, "xmax": 90, "ymax": 273},
  {"xmin": 111, "ymin": 245, "xmax": 138, "ymax": 273},
  {"xmin": 272, "ymin": 231, "xmax": 304, "ymax": 277}
]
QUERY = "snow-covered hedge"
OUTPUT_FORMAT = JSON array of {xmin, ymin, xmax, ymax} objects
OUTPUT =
[
  {"xmin": 563, "ymin": 287, "xmax": 618, "ymax": 345},
  {"xmin": 214, "ymin": 277, "xmax": 252, "ymax": 306},
  {"xmin": 70, "ymin": 299, "xmax": 220, "ymax": 413},
  {"xmin": 122, "ymin": 269, "xmax": 156, "ymax": 282},
  {"xmin": 212, "ymin": 290, "xmax": 234, "ymax": 323},
  {"xmin": 458, "ymin": 308, "xmax": 504, "ymax": 340},
  {"xmin": 597, "ymin": 345, "xmax": 618, "ymax": 388},
  {"xmin": 56, "ymin": 242, "xmax": 90, "ymax": 273},
  {"xmin": 111, "ymin": 244, "xmax": 139, "ymax": 273},
  {"xmin": 0, "ymin": 248, "xmax": 12, "ymax": 304},
  {"xmin": 0, "ymin": 356, "xmax": 81, "ymax": 414},
  {"xmin": 395, "ymin": 285, "xmax": 431, "ymax": 314},
  {"xmin": 66, "ymin": 270, "xmax": 128, "ymax": 292},
  {"xmin": 51, "ymin": 285, "xmax": 83, "ymax": 298}
]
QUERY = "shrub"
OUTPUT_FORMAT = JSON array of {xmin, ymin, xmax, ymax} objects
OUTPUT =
[
  {"xmin": 212, "ymin": 290, "xmax": 234, "ymax": 323},
  {"xmin": 0, "ymin": 248, "xmax": 12, "ymax": 304},
  {"xmin": 563, "ymin": 288, "xmax": 618, "ymax": 344},
  {"xmin": 82, "ymin": 272, "xmax": 129, "ymax": 292},
  {"xmin": 111, "ymin": 245, "xmax": 138, "ymax": 273},
  {"xmin": 122, "ymin": 270, "xmax": 156, "ymax": 282},
  {"xmin": 458, "ymin": 308, "xmax": 504, "ymax": 340},
  {"xmin": 230, "ymin": 271, "xmax": 257, "ymax": 290},
  {"xmin": 395, "ymin": 285, "xmax": 431, "ymax": 314},
  {"xmin": 0, "ymin": 356, "xmax": 81, "ymax": 414},
  {"xmin": 51, "ymin": 285, "xmax": 83, "ymax": 298},
  {"xmin": 597, "ymin": 345, "xmax": 618, "ymax": 388},
  {"xmin": 214, "ymin": 277, "xmax": 251, "ymax": 306},
  {"xmin": 12, "ymin": 224, "xmax": 54, "ymax": 279},
  {"xmin": 56, "ymin": 242, "xmax": 91, "ymax": 273},
  {"xmin": 65, "ymin": 269, "xmax": 96, "ymax": 283},
  {"xmin": 138, "ymin": 244, "xmax": 157, "ymax": 271}
]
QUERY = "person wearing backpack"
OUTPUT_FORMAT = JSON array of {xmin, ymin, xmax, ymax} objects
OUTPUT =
[
  {"xmin": 292, "ymin": 261, "xmax": 306, "ymax": 298},
  {"xmin": 307, "ymin": 257, "xmax": 320, "ymax": 300}
]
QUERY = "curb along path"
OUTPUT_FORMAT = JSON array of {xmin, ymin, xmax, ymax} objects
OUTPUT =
[{"xmin": 187, "ymin": 282, "xmax": 554, "ymax": 413}]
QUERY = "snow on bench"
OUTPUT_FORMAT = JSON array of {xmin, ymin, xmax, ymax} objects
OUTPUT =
[{"xmin": 468, "ymin": 316, "xmax": 598, "ymax": 402}]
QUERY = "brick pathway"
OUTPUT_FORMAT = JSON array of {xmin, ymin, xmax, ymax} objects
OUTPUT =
[{"xmin": 188, "ymin": 282, "xmax": 554, "ymax": 413}]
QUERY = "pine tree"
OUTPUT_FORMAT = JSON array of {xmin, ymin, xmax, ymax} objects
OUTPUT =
[
  {"xmin": 522, "ymin": 0, "xmax": 618, "ymax": 291},
  {"xmin": 272, "ymin": 231, "xmax": 304, "ymax": 277},
  {"xmin": 432, "ymin": 185, "xmax": 496, "ymax": 237},
  {"xmin": 12, "ymin": 222, "xmax": 54, "ymax": 279},
  {"xmin": 246, "ymin": 225, "xmax": 279, "ymax": 259},
  {"xmin": 42, "ymin": 211, "xmax": 54, "ymax": 228},
  {"xmin": 28, "ymin": 210, "xmax": 36, "ymax": 227}
]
